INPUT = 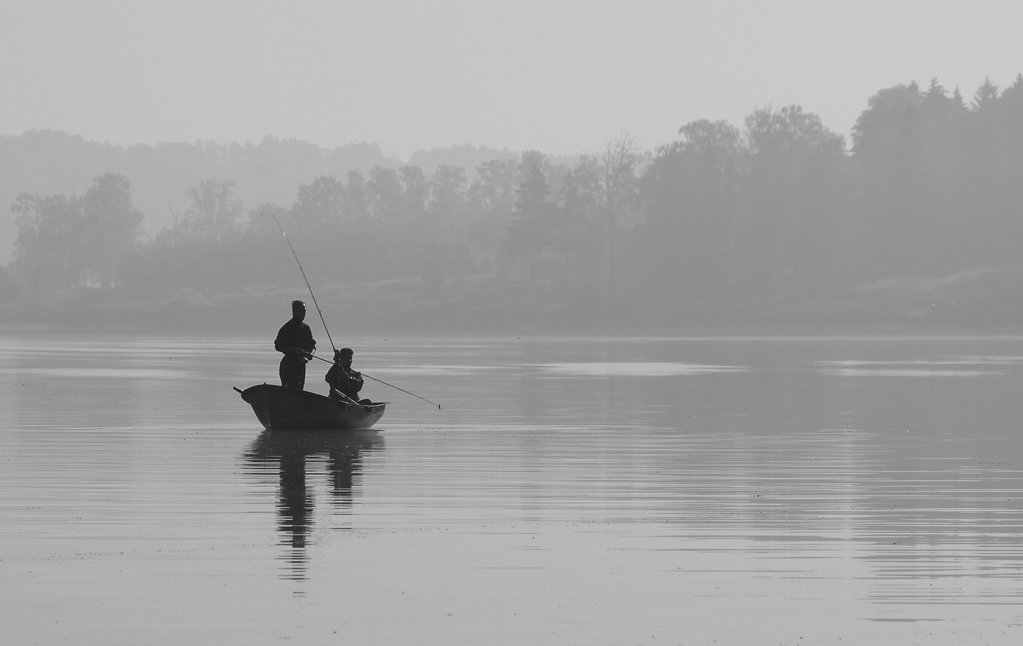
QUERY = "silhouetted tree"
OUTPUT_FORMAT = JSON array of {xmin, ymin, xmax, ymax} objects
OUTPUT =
[
  {"xmin": 181, "ymin": 179, "xmax": 243, "ymax": 242},
  {"xmin": 78, "ymin": 173, "xmax": 144, "ymax": 288},
  {"xmin": 292, "ymin": 176, "xmax": 345, "ymax": 235},
  {"xmin": 729, "ymin": 106, "xmax": 845, "ymax": 299},
  {"xmin": 916, "ymin": 80, "xmax": 971, "ymax": 267},
  {"xmin": 11, "ymin": 174, "xmax": 142, "ymax": 290},
  {"xmin": 972, "ymin": 77, "xmax": 1000, "ymax": 111},
  {"xmin": 506, "ymin": 151, "xmax": 554, "ymax": 287},
  {"xmin": 851, "ymin": 83, "xmax": 926, "ymax": 276},
  {"xmin": 428, "ymin": 166, "xmax": 468, "ymax": 224},
  {"xmin": 367, "ymin": 167, "xmax": 403, "ymax": 221},
  {"xmin": 997, "ymin": 75, "xmax": 1023, "ymax": 251},
  {"xmin": 601, "ymin": 134, "xmax": 642, "ymax": 296},
  {"xmin": 11, "ymin": 193, "xmax": 81, "ymax": 290},
  {"xmin": 640, "ymin": 120, "xmax": 740, "ymax": 298},
  {"xmin": 555, "ymin": 155, "xmax": 602, "ymax": 289},
  {"xmin": 423, "ymin": 165, "xmax": 472, "ymax": 284},
  {"xmin": 467, "ymin": 158, "xmax": 517, "ymax": 268},
  {"xmin": 399, "ymin": 165, "xmax": 429, "ymax": 219},
  {"xmin": 342, "ymin": 171, "xmax": 370, "ymax": 221}
]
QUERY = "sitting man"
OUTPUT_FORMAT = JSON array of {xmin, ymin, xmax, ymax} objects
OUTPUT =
[{"xmin": 325, "ymin": 347, "xmax": 369, "ymax": 404}]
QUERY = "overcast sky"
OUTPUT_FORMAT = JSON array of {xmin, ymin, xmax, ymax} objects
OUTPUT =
[{"xmin": 2, "ymin": 0, "xmax": 1021, "ymax": 159}]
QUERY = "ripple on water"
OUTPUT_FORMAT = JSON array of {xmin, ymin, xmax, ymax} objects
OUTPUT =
[{"xmin": 537, "ymin": 362, "xmax": 747, "ymax": 377}]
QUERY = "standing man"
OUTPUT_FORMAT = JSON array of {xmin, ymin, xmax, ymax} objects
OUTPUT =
[{"xmin": 275, "ymin": 300, "xmax": 316, "ymax": 389}]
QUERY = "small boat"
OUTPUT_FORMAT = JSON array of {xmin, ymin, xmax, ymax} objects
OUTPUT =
[{"xmin": 235, "ymin": 384, "xmax": 387, "ymax": 431}]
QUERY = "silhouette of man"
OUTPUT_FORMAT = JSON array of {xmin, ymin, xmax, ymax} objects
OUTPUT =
[
  {"xmin": 275, "ymin": 300, "xmax": 316, "ymax": 389},
  {"xmin": 326, "ymin": 347, "xmax": 366, "ymax": 403}
]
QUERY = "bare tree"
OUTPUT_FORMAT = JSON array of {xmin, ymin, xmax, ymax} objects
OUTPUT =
[
  {"xmin": 601, "ymin": 134, "xmax": 640, "ymax": 297},
  {"xmin": 181, "ymin": 179, "xmax": 243, "ymax": 243}
]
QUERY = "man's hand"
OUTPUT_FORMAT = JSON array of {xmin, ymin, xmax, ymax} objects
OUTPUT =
[{"xmin": 284, "ymin": 346, "xmax": 312, "ymax": 362}]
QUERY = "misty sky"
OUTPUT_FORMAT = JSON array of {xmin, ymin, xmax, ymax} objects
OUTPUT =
[{"xmin": 2, "ymin": 0, "xmax": 1021, "ymax": 159}]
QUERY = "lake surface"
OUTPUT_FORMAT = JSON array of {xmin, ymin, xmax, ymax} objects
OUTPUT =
[{"xmin": 2, "ymin": 332, "xmax": 1023, "ymax": 644}]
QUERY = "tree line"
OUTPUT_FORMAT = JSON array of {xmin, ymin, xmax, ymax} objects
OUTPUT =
[{"xmin": 6, "ymin": 76, "xmax": 1023, "ymax": 324}]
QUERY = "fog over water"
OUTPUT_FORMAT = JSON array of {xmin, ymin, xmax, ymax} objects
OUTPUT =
[
  {"xmin": 4, "ymin": 2, "xmax": 1023, "ymax": 643},
  {"xmin": 2, "ymin": 333, "xmax": 1023, "ymax": 644}
]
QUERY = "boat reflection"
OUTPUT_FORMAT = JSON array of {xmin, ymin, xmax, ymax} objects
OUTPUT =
[{"xmin": 242, "ymin": 429, "xmax": 383, "ymax": 581}]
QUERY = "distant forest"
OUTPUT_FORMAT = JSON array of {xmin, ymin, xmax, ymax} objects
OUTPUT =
[{"xmin": 3, "ymin": 75, "xmax": 1023, "ymax": 330}]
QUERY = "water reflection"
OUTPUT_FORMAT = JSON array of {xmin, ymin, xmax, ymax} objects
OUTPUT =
[
  {"xmin": 242, "ymin": 429, "xmax": 383, "ymax": 580},
  {"xmin": 7, "ymin": 333, "xmax": 1023, "ymax": 641}
]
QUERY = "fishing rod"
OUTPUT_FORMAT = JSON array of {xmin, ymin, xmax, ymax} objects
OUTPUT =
[
  {"xmin": 364, "ymin": 373, "xmax": 442, "ymax": 409},
  {"xmin": 268, "ymin": 213, "xmax": 440, "ymax": 409},
  {"xmin": 308, "ymin": 353, "xmax": 442, "ymax": 409},
  {"xmin": 268, "ymin": 213, "xmax": 336, "ymax": 354}
]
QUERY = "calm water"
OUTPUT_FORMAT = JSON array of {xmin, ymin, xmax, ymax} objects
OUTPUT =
[{"xmin": 2, "ymin": 332, "xmax": 1023, "ymax": 644}]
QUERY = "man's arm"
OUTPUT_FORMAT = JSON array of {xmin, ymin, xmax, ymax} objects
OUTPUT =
[
  {"xmin": 303, "ymin": 324, "xmax": 316, "ymax": 354},
  {"xmin": 275, "ymin": 323, "xmax": 313, "ymax": 358}
]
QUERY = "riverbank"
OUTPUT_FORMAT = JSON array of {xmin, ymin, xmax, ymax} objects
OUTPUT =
[{"xmin": 3, "ymin": 266, "xmax": 1023, "ymax": 335}]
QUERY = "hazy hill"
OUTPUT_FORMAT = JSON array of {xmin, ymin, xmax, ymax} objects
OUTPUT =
[
  {"xmin": 1, "ymin": 132, "xmax": 527, "ymax": 264},
  {"xmin": 0, "ymin": 132, "xmax": 406, "ymax": 262},
  {"xmin": 408, "ymin": 144, "xmax": 518, "ymax": 178}
]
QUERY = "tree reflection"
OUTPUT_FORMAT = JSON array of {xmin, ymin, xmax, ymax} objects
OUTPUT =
[{"xmin": 243, "ymin": 429, "xmax": 383, "ymax": 581}]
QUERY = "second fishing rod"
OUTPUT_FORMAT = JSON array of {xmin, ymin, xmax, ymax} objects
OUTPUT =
[{"xmin": 268, "ymin": 214, "xmax": 442, "ymax": 409}]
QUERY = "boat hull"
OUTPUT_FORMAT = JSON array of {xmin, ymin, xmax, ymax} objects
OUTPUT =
[{"xmin": 236, "ymin": 384, "xmax": 386, "ymax": 431}]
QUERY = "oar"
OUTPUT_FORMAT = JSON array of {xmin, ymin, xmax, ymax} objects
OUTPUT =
[{"xmin": 310, "ymin": 354, "xmax": 442, "ymax": 409}]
